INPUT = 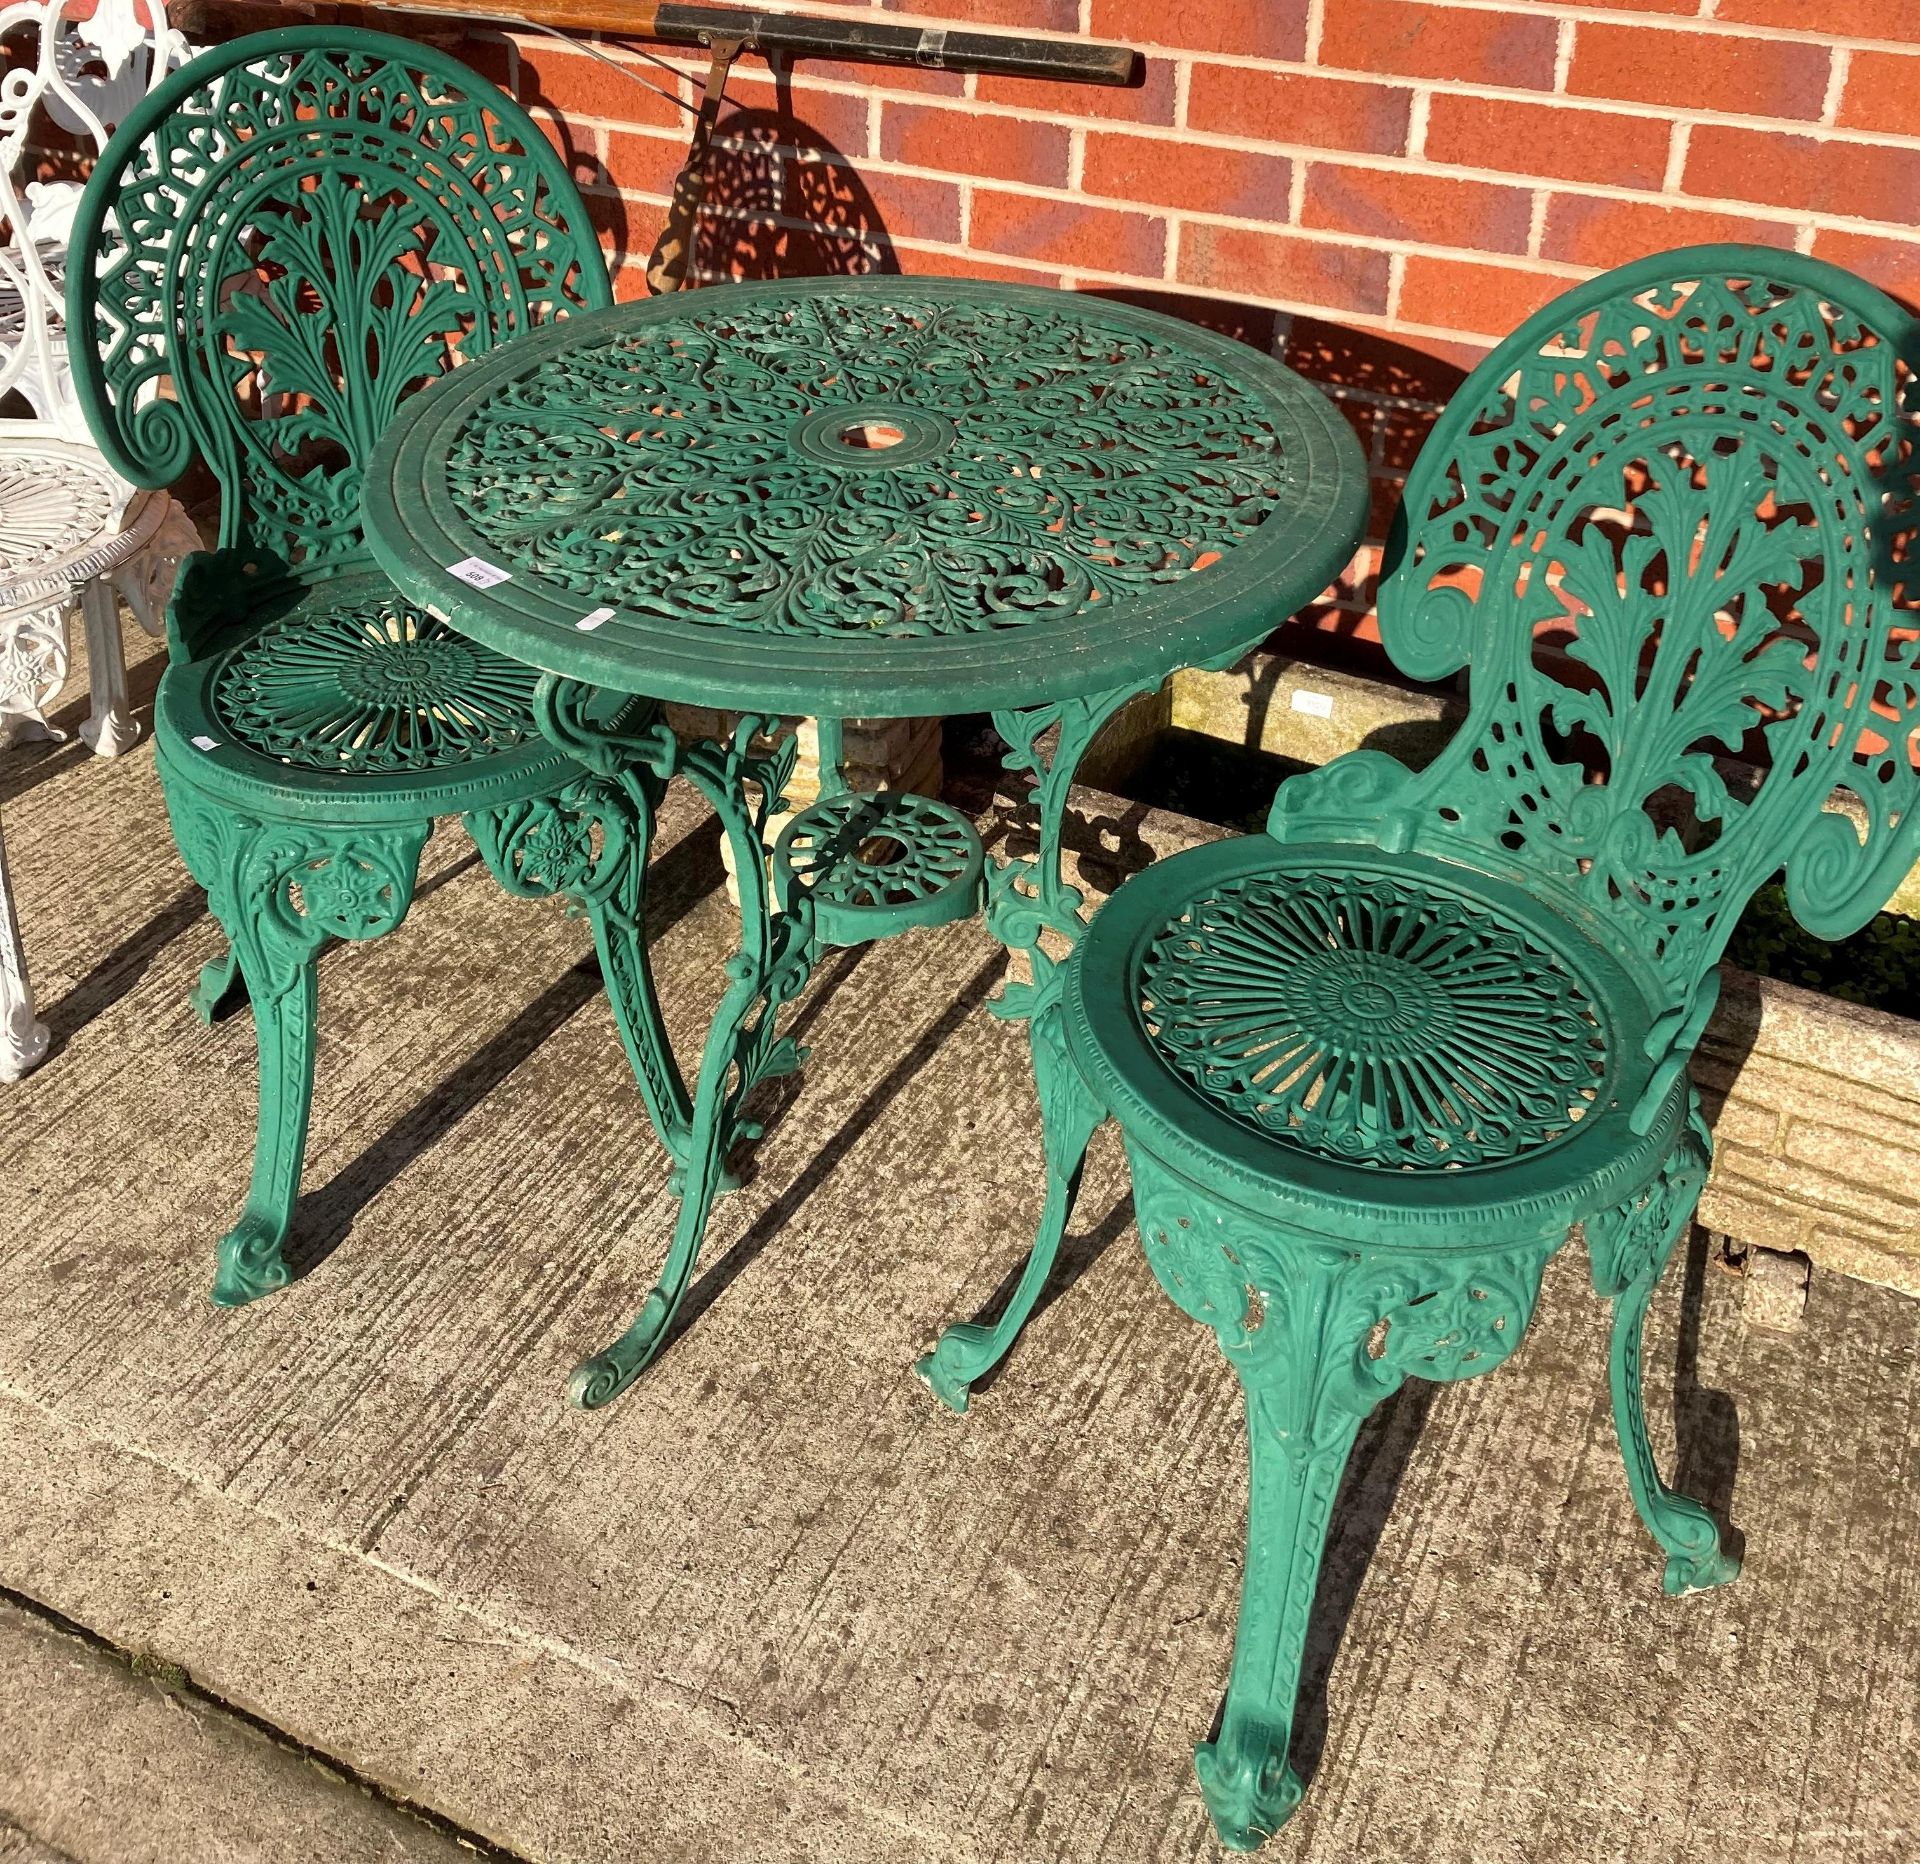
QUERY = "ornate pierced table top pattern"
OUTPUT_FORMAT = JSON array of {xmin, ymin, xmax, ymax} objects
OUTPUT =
[
  {"xmin": 1138, "ymin": 865, "xmax": 1613, "ymax": 1172},
  {"xmin": 447, "ymin": 292, "xmax": 1292, "ymax": 639},
  {"xmin": 367, "ymin": 278, "xmax": 1369, "ymax": 716}
]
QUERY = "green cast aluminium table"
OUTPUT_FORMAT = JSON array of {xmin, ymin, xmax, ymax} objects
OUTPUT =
[{"xmin": 362, "ymin": 275, "xmax": 1368, "ymax": 1409}]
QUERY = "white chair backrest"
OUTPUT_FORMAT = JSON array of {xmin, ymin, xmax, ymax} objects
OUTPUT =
[{"xmin": 1, "ymin": 0, "xmax": 184, "ymax": 437}]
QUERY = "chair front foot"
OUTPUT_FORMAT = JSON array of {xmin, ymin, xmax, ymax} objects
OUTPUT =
[
  {"xmin": 210, "ymin": 1214, "xmax": 293, "ymax": 1307},
  {"xmin": 1194, "ymin": 1727, "xmax": 1305, "ymax": 1852}
]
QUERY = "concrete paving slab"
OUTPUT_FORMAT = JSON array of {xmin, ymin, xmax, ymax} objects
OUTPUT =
[
  {"xmin": 0, "ymin": 1598, "xmax": 480, "ymax": 1863},
  {"xmin": 1, "ymin": 623, "xmax": 1919, "ymax": 1862}
]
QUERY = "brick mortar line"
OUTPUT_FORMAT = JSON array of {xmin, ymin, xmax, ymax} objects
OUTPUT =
[
  {"xmin": 569, "ymin": 78, "xmax": 1920, "ymax": 162},
  {"xmin": 1820, "ymin": 47, "xmax": 1851, "ymax": 128},
  {"xmin": 587, "ymin": 139, "xmax": 1920, "ymax": 247}
]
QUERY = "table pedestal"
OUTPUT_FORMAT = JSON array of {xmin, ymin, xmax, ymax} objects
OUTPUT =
[{"xmin": 508, "ymin": 670, "xmax": 1156, "ymax": 1408}]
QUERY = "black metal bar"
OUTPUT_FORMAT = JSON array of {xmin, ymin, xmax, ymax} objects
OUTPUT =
[{"xmin": 646, "ymin": 4, "xmax": 1138, "ymax": 85}]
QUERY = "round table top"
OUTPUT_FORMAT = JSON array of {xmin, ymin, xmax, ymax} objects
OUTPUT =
[{"xmin": 363, "ymin": 276, "xmax": 1369, "ymax": 718}]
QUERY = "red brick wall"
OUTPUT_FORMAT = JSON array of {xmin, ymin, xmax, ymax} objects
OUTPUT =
[{"xmin": 471, "ymin": 0, "xmax": 1920, "ymax": 658}]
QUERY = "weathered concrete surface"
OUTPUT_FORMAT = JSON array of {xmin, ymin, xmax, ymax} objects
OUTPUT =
[
  {"xmin": 2, "ymin": 626, "xmax": 1920, "ymax": 1862},
  {"xmin": 0, "ymin": 1599, "xmax": 479, "ymax": 1862}
]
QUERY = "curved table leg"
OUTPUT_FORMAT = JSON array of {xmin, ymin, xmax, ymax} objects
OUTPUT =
[
  {"xmin": 913, "ymin": 679, "xmax": 1151, "ymax": 1401},
  {"xmin": 984, "ymin": 678, "xmax": 1157, "ymax": 1010},
  {"xmin": 531, "ymin": 686, "xmax": 817, "ymax": 1408}
]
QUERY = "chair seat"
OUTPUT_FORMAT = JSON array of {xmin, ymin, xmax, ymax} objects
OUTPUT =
[
  {"xmin": 0, "ymin": 424, "xmax": 143, "ymax": 609},
  {"xmin": 1063, "ymin": 835, "xmax": 1684, "ymax": 1244},
  {"xmin": 155, "ymin": 566, "xmax": 578, "ymax": 821}
]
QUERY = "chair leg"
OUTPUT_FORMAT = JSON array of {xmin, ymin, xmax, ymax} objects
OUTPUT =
[
  {"xmin": 160, "ymin": 757, "xmax": 427, "ymax": 1306},
  {"xmin": 0, "ymin": 818, "xmax": 50, "ymax": 1082},
  {"xmin": 1197, "ymin": 1377, "xmax": 1366, "ymax": 1849},
  {"xmin": 1128, "ymin": 1146, "xmax": 1553, "ymax": 1849},
  {"xmin": 917, "ymin": 997, "xmax": 1103, "ymax": 1412},
  {"xmin": 469, "ymin": 776, "xmax": 694, "ymax": 1169},
  {"xmin": 188, "ymin": 941, "xmax": 247, "ymax": 1025},
  {"xmin": 212, "ymin": 952, "xmax": 318, "ymax": 1306},
  {"xmin": 1587, "ymin": 1101, "xmax": 1740, "ymax": 1596},
  {"xmin": 76, "ymin": 577, "xmax": 139, "ymax": 757}
]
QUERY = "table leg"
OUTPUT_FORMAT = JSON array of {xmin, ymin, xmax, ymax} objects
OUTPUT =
[
  {"xmin": 914, "ymin": 680, "xmax": 1152, "ymax": 1406},
  {"xmin": 983, "ymin": 678, "xmax": 1156, "ymax": 1014},
  {"xmin": 529, "ymin": 682, "xmax": 817, "ymax": 1409}
]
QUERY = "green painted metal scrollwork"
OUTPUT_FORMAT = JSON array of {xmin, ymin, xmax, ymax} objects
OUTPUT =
[
  {"xmin": 548, "ymin": 698, "xmax": 819, "ymax": 1409},
  {"xmin": 62, "ymin": 29, "xmax": 614, "ymax": 1319},
  {"xmin": 925, "ymin": 250, "xmax": 1909, "ymax": 1850},
  {"xmin": 159, "ymin": 748, "xmax": 428, "ymax": 1306},
  {"xmin": 1137, "ymin": 862, "xmax": 1612, "ymax": 1168},
  {"xmin": 772, "ymin": 789, "xmax": 984, "ymax": 948},
  {"xmin": 1279, "ymin": 251, "xmax": 1920, "ymax": 1120},
  {"xmin": 68, "ymin": 26, "xmax": 611, "ymax": 569},
  {"xmin": 988, "ymin": 678, "xmax": 1155, "ymax": 1017},
  {"xmin": 442, "ymin": 295, "xmax": 1294, "ymax": 640},
  {"xmin": 1130, "ymin": 1144, "xmax": 1552, "ymax": 1851},
  {"xmin": 212, "ymin": 587, "xmax": 542, "ymax": 773}
]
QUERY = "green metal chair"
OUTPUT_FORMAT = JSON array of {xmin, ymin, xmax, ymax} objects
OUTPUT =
[
  {"xmin": 60, "ymin": 28, "xmax": 668, "ymax": 1305},
  {"xmin": 921, "ymin": 246, "xmax": 1920, "ymax": 1848}
]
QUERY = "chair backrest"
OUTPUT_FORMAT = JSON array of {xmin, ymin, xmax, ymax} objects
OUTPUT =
[
  {"xmin": 1, "ymin": 0, "xmax": 183, "ymax": 434},
  {"xmin": 65, "ymin": 25, "xmax": 612, "ymax": 571},
  {"xmin": 1292, "ymin": 247, "xmax": 1920, "ymax": 1029}
]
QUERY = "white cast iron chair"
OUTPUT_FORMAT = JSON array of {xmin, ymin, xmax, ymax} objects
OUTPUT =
[{"xmin": 1, "ymin": 0, "xmax": 199, "ymax": 1079}]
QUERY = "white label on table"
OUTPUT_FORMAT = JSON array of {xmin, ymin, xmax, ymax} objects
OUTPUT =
[
  {"xmin": 190, "ymin": 734, "xmax": 220, "ymax": 752},
  {"xmin": 576, "ymin": 607, "xmax": 616, "ymax": 632},
  {"xmin": 1291, "ymin": 688, "xmax": 1335, "ymax": 720},
  {"xmin": 446, "ymin": 556, "xmax": 512, "ymax": 590}
]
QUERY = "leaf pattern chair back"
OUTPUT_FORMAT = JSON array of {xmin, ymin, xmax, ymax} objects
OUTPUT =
[
  {"xmin": 64, "ymin": 26, "xmax": 612, "ymax": 572},
  {"xmin": 1282, "ymin": 248, "xmax": 1920, "ymax": 1053}
]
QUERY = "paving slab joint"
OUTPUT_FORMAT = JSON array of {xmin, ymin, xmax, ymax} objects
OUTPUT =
[{"xmin": 0, "ymin": 1581, "xmax": 527, "ymax": 1862}]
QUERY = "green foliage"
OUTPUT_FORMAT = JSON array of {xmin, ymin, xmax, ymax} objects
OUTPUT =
[{"xmin": 1726, "ymin": 884, "xmax": 1920, "ymax": 1020}]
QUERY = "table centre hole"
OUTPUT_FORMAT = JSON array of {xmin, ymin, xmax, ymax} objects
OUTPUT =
[
  {"xmin": 856, "ymin": 835, "xmax": 911, "ymax": 866},
  {"xmin": 841, "ymin": 422, "xmax": 905, "ymax": 450}
]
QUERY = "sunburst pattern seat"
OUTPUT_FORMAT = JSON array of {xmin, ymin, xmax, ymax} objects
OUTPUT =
[{"xmin": 920, "ymin": 248, "xmax": 1920, "ymax": 1851}]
